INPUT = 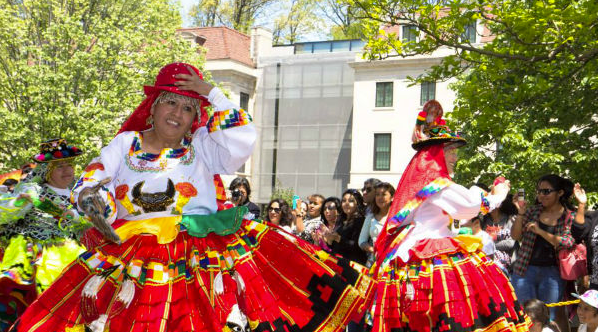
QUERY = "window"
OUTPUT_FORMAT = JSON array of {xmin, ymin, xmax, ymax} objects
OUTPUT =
[
  {"xmin": 375, "ymin": 82, "xmax": 393, "ymax": 107},
  {"xmin": 402, "ymin": 25, "xmax": 418, "ymax": 42},
  {"xmin": 240, "ymin": 92, "xmax": 249, "ymax": 111},
  {"xmin": 462, "ymin": 21, "xmax": 476, "ymax": 43},
  {"xmin": 420, "ymin": 82, "xmax": 436, "ymax": 105},
  {"xmin": 374, "ymin": 134, "xmax": 391, "ymax": 171}
]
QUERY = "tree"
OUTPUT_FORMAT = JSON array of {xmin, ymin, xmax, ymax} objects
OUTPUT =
[
  {"xmin": 190, "ymin": 0, "xmax": 277, "ymax": 33},
  {"xmin": 0, "ymin": 0, "xmax": 206, "ymax": 173},
  {"xmin": 346, "ymin": 0, "xmax": 598, "ymax": 203},
  {"xmin": 272, "ymin": 0, "xmax": 323, "ymax": 44},
  {"xmin": 318, "ymin": 0, "xmax": 366, "ymax": 39},
  {"xmin": 189, "ymin": 0, "xmax": 221, "ymax": 27}
]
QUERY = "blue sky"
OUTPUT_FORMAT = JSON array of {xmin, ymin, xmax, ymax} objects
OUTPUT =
[{"xmin": 178, "ymin": 0, "xmax": 196, "ymax": 27}]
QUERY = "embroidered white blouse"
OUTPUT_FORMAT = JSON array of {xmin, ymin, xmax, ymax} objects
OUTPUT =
[{"xmin": 71, "ymin": 87, "xmax": 256, "ymax": 223}]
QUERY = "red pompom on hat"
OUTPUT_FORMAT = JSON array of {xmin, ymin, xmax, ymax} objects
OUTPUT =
[{"xmin": 118, "ymin": 62, "xmax": 211, "ymax": 135}]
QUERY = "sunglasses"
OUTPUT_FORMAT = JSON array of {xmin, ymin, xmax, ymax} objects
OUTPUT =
[
  {"xmin": 536, "ymin": 188, "xmax": 556, "ymax": 196},
  {"xmin": 362, "ymin": 186, "xmax": 373, "ymax": 193},
  {"xmin": 268, "ymin": 207, "xmax": 281, "ymax": 213},
  {"xmin": 324, "ymin": 205, "xmax": 337, "ymax": 211}
]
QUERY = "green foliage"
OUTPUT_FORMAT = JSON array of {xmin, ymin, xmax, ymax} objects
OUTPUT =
[
  {"xmin": 348, "ymin": 0, "xmax": 598, "ymax": 204},
  {"xmin": 270, "ymin": 179, "xmax": 294, "ymax": 207},
  {"xmin": 319, "ymin": 0, "xmax": 367, "ymax": 40},
  {"xmin": 0, "ymin": 0, "xmax": 205, "ymax": 173}
]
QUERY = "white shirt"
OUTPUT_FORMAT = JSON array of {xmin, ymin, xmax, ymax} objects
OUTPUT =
[
  {"xmin": 578, "ymin": 324, "xmax": 598, "ymax": 332},
  {"xmin": 391, "ymin": 183, "xmax": 505, "ymax": 263},
  {"xmin": 477, "ymin": 230, "xmax": 496, "ymax": 256},
  {"xmin": 71, "ymin": 88, "xmax": 256, "ymax": 223},
  {"xmin": 358, "ymin": 213, "xmax": 386, "ymax": 248}
]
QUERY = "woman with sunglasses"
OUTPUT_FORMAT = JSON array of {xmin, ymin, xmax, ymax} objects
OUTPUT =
[
  {"xmin": 264, "ymin": 198, "xmax": 295, "ymax": 233},
  {"xmin": 370, "ymin": 100, "xmax": 530, "ymax": 332},
  {"xmin": 511, "ymin": 174, "xmax": 586, "ymax": 322}
]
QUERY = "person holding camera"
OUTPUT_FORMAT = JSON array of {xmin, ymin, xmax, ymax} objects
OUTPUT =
[{"xmin": 229, "ymin": 177, "xmax": 261, "ymax": 219}]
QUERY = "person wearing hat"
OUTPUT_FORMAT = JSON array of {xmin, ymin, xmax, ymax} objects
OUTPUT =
[
  {"xmin": 0, "ymin": 139, "xmax": 87, "ymax": 331},
  {"xmin": 14, "ymin": 63, "xmax": 373, "ymax": 332},
  {"xmin": 369, "ymin": 100, "xmax": 531, "ymax": 332},
  {"xmin": 575, "ymin": 290, "xmax": 598, "ymax": 332}
]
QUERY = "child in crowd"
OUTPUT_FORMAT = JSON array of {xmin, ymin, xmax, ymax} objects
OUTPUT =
[
  {"xmin": 523, "ymin": 299, "xmax": 560, "ymax": 332},
  {"xmin": 575, "ymin": 290, "xmax": 598, "ymax": 332}
]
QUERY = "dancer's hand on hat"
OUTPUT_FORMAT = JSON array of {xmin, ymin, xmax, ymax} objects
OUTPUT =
[{"xmin": 174, "ymin": 65, "xmax": 213, "ymax": 96}]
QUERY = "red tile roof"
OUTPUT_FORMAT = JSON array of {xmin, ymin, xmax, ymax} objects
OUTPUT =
[{"xmin": 178, "ymin": 27, "xmax": 254, "ymax": 67}]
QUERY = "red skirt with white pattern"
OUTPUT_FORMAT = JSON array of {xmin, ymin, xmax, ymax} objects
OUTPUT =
[
  {"xmin": 371, "ymin": 235, "xmax": 531, "ymax": 332},
  {"xmin": 12, "ymin": 215, "xmax": 373, "ymax": 332}
]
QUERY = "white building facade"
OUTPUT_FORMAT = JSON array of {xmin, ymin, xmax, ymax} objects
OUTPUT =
[{"xmin": 180, "ymin": 25, "xmax": 483, "ymax": 202}]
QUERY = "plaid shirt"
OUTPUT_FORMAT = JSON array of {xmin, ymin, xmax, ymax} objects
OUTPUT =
[{"xmin": 512, "ymin": 204, "xmax": 575, "ymax": 277}]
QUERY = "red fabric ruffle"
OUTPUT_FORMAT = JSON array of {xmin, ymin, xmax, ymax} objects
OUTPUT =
[
  {"xmin": 14, "ymin": 219, "xmax": 374, "ymax": 332},
  {"xmin": 371, "ymin": 238, "xmax": 531, "ymax": 332}
]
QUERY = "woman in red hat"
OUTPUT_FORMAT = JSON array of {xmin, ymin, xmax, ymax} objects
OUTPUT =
[
  {"xmin": 13, "ymin": 63, "xmax": 373, "ymax": 332},
  {"xmin": 0, "ymin": 139, "xmax": 87, "ymax": 331},
  {"xmin": 369, "ymin": 100, "xmax": 531, "ymax": 332}
]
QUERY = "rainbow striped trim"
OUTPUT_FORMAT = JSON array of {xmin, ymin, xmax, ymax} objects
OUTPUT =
[
  {"xmin": 207, "ymin": 108, "xmax": 252, "ymax": 133},
  {"xmin": 387, "ymin": 177, "xmax": 452, "ymax": 228},
  {"xmin": 416, "ymin": 111, "xmax": 426, "ymax": 125}
]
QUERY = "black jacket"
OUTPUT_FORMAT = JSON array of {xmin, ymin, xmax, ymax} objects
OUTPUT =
[{"xmin": 571, "ymin": 210, "xmax": 598, "ymax": 278}]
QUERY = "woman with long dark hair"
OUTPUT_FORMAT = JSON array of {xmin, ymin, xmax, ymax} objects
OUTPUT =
[
  {"xmin": 359, "ymin": 182, "xmax": 394, "ymax": 267},
  {"xmin": 263, "ymin": 198, "xmax": 294, "ymax": 232},
  {"xmin": 326, "ymin": 189, "xmax": 367, "ymax": 265},
  {"xmin": 511, "ymin": 174, "xmax": 585, "ymax": 321}
]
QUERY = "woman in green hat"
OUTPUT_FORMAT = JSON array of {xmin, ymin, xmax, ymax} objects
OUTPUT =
[{"xmin": 0, "ymin": 138, "xmax": 87, "ymax": 331}]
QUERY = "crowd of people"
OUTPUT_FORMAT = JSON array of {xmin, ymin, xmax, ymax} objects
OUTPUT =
[{"xmin": 0, "ymin": 61, "xmax": 594, "ymax": 332}]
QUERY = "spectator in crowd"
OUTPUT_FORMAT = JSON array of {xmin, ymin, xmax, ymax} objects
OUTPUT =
[
  {"xmin": 229, "ymin": 177, "xmax": 261, "ymax": 219},
  {"xmin": 361, "ymin": 178, "xmax": 381, "ymax": 217},
  {"xmin": 1, "ymin": 179, "xmax": 18, "ymax": 193},
  {"xmin": 312, "ymin": 197, "xmax": 341, "ymax": 251},
  {"xmin": 575, "ymin": 290, "xmax": 598, "ymax": 332},
  {"xmin": 359, "ymin": 182, "xmax": 394, "ymax": 267},
  {"xmin": 461, "ymin": 213, "xmax": 496, "ymax": 259},
  {"xmin": 321, "ymin": 197, "xmax": 341, "ymax": 229},
  {"xmin": 326, "ymin": 189, "xmax": 367, "ymax": 265},
  {"xmin": 569, "ymin": 185, "xmax": 598, "ymax": 291},
  {"xmin": 264, "ymin": 198, "xmax": 295, "ymax": 233},
  {"xmin": 523, "ymin": 299, "xmax": 561, "ymax": 332},
  {"xmin": 482, "ymin": 193, "xmax": 519, "ymax": 274},
  {"xmin": 296, "ymin": 194, "xmax": 325, "ymax": 244},
  {"xmin": 511, "ymin": 174, "xmax": 584, "ymax": 321}
]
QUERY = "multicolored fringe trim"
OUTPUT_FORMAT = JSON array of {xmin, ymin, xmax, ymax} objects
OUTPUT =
[
  {"xmin": 480, "ymin": 193, "xmax": 490, "ymax": 215},
  {"xmin": 387, "ymin": 177, "xmax": 452, "ymax": 227},
  {"xmin": 207, "ymin": 108, "xmax": 252, "ymax": 133}
]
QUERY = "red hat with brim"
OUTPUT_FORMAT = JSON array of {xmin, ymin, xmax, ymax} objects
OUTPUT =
[{"xmin": 118, "ymin": 62, "xmax": 211, "ymax": 135}]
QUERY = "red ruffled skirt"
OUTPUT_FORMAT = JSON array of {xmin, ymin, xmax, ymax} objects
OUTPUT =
[
  {"xmin": 371, "ymin": 236, "xmax": 531, "ymax": 332},
  {"xmin": 13, "ymin": 218, "xmax": 373, "ymax": 331}
]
